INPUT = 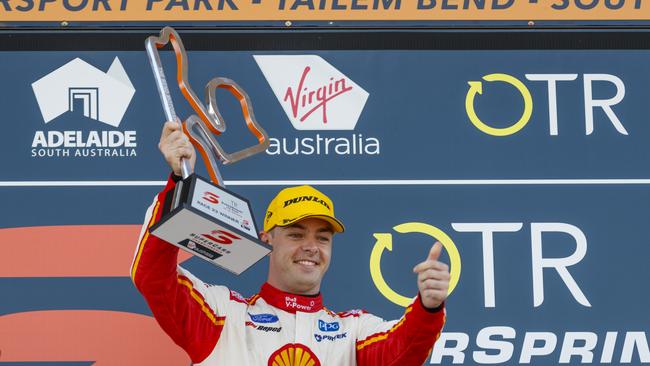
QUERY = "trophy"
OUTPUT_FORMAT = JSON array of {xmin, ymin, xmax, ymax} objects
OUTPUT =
[{"xmin": 145, "ymin": 27, "xmax": 272, "ymax": 275}]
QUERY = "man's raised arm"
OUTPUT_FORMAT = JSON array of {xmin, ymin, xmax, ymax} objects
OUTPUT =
[
  {"xmin": 130, "ymin": 121, "xmax": 227, "ymax": 364},
  {"xmin": 355, "ymin": 242, "xmax": 449, "ymax": 366}
]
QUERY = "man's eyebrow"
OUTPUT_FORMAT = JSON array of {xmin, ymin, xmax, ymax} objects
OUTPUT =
[
  {"xmin": 317, "ymin": 227, "xmax": 334, "ymax": 234},
  {"xmin": 285, "ymin": 223, "xmax": 333, "ymax": 234},
  {"xmin": 286, "ymin": 223, "xmax": 306, "ymax": 230}
]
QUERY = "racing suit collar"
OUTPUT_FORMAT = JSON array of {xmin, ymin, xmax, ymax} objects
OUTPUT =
[{"xmin": 260, "ymin": 282, "xmax": 323, "ymax": 313}]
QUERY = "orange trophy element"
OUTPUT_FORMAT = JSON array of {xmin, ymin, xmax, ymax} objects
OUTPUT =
[
  {"xmin": 144, "ymin": 27, "xmax": 272, "ymax": 275},
  {"xmin": 145, "ymin": 26, "xmax": 269, "ymax": 184}
]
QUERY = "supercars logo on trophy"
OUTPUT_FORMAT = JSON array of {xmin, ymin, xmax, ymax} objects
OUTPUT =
[
  {"xmin": 145, "ymin": 27, "xmax": 271, "ymax": 275},
  {"xmin": 202, "ymin": 192, "xmax": 220, "ymax": 204}
]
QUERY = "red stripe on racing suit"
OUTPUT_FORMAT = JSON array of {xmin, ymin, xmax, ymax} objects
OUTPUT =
[{"xmin": 131, "ymin": 174, "xmax": 224, "ymax": 364}]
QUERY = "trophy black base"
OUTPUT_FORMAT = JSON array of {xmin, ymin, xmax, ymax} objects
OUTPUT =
[{"xmin": 150, "ymin": 174, "xmax": 272, "ymax": 275}]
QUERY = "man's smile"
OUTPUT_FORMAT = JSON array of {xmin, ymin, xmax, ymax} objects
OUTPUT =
[{"xmin": 294, "ymin": 259, "xmax": 319, "ymax": 267}]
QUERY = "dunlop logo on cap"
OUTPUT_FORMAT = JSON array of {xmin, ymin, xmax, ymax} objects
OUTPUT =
[{"xmin": 283, "ymin": 196, "xmax": 330, "ymax": 210}]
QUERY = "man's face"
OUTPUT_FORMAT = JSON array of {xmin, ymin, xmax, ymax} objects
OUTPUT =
[{"xmin": 263, "ymin": 218, "xmax": 334, "ymax": 295}]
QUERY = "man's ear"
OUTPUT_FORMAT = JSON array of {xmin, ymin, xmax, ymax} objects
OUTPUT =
[{"xmin": 260, "ymin": 231, "xmax": 272, "ymax": 245}]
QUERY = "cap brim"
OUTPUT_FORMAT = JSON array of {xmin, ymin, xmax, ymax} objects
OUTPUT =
[{"xmin": 278, "ymin": 214, "xmax": 345, "ymax": 233}]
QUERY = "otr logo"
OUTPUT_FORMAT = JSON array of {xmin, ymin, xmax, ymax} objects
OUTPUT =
[
  {"xmin": 371, "ymin": 222, "xmax": 591, "ymax": 309},
  {"xmin": 465, "ymin": 73, "xmax": 628, "ymax": 136},
  {"xmin": 371, "ymin": 222, "xmax": 461, "ymax": 307}
]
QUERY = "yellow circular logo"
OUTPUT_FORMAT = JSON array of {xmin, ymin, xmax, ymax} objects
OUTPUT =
[
  {"xmin": 465, "ymin": 73, "xmax": 533, "ymax": 136},
  {"xmin": 268, "ymin": 343, "xmax": 321, "ymax": 366},
  {"xmin": 370, "ymin": 222, "xmax": 461, "ymax": 307}
]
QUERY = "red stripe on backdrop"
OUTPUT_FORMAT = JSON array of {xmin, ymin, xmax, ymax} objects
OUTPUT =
[
  {"xmin": 0, "ymin": 310, "xmax": 190, "ymax": 364},
  {"xmin": 0, "ymin": 225, "xmax": 192, "ymax": 277}
]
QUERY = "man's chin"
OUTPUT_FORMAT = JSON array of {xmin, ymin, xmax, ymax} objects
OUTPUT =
[{"xmin": 289, "ymin": 272, "xmax": 322, "ymax": 290}]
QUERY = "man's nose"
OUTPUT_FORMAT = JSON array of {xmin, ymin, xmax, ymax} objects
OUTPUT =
[{"xmin": 300, "ymin": 236, "xmax": 319, "ymax": 252}]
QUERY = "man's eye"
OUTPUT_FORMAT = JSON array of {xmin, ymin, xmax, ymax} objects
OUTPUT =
[
  {"xmin": 288, "ymin": 233, "xmax": 302, "ymax": 238},
  {"xmin": 318, "ymin": 236, "xmax": 331, "ymax": 243}
]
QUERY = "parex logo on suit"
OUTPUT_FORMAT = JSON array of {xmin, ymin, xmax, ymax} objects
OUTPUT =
[{"xmin": 29, "ymin": 57, "xmax": 138, "ymax": 159}]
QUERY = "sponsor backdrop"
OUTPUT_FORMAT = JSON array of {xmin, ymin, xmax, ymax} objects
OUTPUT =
[
  {"xmin": 1, "ymin": 0, "xmax": 650, "ymax": 21},
  {"xmin": 1, "ymin": 44, "xmax": 650, "ymax": 365}
]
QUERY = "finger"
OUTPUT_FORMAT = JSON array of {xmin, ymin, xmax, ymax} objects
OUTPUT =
[
  {"xmin": 178, "ymin": 134, "xmax": 194, "ymax": 150},
  {"xmin": 180, "ymin": 140, "xmax": 194, "ymax": 154},
  {"xmin": 417, "ymin": 267, "xmax": 451, "ymax": 282},
  {"xmin": 419, "ymin": 278, "xmax": 449, "ymax": 291},
  {"xmin": 179, "ymin": 147, "xmax": 194, "ymax": 160},
  {"xmin": 428, "ymin": 242, "xmax": 442, "ymax": 261},
  {"xmin": 161, "ymin": 120, "xmax": 181, "ymax": 139},
  {"xmin": 166, "ymin": 130, "xmax": 187, "ymax": 144},
  {"xmin": 413, "ymin": 259, "xmax": 449, "ymax": 274},
  {"xmin": 162, "ymin": 140, "xmax": 191, "ymax": 159},
  {"xmin": 164, "ymin": 134, "xmax": 190, "ymax": 153}
]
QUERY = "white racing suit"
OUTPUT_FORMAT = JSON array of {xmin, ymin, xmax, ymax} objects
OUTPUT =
[{"xmin": 131, "ymin": 176, "xmax": 446, "ymax": 365}]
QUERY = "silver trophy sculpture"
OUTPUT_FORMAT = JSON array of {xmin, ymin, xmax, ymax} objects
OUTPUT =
[{"xmin": 145, "ymin": 27, "xmax": 272, "ymax": 275}]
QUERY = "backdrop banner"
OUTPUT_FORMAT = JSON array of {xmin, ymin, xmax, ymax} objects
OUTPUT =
[{"xmin": 1, "ymin": 48, "xmax": 649, "ymax": 365}]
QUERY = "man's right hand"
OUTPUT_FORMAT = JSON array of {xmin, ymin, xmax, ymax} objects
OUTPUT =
[{"xmin": 159, "ymin": 120, "xmax": 196, "ymax": 177}]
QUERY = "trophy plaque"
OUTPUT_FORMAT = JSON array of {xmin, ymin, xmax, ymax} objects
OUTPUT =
[{"xmin": 145, "ymin": 27, "xmax": 272, "ymax": 275}]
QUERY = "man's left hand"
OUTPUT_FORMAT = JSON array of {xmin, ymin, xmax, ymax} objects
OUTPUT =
[{"xmin": 413, "ymin": 242, "xmax": 450, "ymax": 309}]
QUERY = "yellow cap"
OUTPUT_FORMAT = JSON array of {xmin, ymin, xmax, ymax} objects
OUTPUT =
[{"xmin": 263, "ymin": 185, "xmax": 345, "ymax": 233}]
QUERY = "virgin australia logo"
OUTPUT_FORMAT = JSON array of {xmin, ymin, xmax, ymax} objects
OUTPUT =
[
  {"xmin": 254, "ymin": 55, "xmax": 369, "ymax": 131},
  {"xmin": 31, "ymin": 57, "xmax": 135, "ymax": 127},
  {"xmin": 284, "ymin": 66, "xmax": 353, "ymax": 125}
]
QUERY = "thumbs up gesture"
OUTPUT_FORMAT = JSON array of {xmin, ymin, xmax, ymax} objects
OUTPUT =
[{"xmin": 412, "ymin": 242, "xmax": 450, "ymax": 309}]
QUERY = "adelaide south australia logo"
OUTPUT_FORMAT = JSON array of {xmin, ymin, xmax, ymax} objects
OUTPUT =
[
  {"xmin": 254, "ymin": 55, "xmax": 379, "ymax": 156},
  {"xmin": 31, "ymin": 57, "xmax": 136, "ymax": 158}
]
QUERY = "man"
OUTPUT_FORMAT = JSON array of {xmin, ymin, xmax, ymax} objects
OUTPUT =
[{"xmin": 131, "ymin": 121, "xmax": 450, "ymax": 365}]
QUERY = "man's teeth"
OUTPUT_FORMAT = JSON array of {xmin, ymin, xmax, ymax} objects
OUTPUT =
[{"xmin": 296, "ymin": 260, "xmax": 317, "ymax": 266}]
